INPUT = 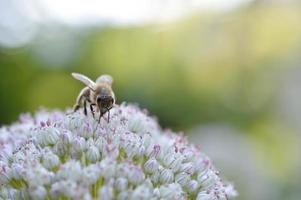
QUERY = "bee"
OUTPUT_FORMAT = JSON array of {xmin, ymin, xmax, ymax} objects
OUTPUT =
[{"xmin": 71, "ymin": 72, "xmax": 116, "ymax": 123}]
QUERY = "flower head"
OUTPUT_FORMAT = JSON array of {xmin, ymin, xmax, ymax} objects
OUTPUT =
[{"xmin": 0, "ymin": 103, "xmax": 237, "ymax": 199}]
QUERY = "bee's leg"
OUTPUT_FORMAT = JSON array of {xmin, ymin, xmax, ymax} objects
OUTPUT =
[
  {"xmin": 73, "ymin": 104, "xmax": 81, "ymax": 112},
  {"xmin": 98, "ymin": 112, "xmax": 105, "ymax": 124},
  {"xmin": 71, "ymin": 87, "xmax": 90, "ymax": 115},
  {"xmin": 106, "ymin": 108, "xmax": 110, "ymax": 123},
  {"xmin": 90, "ymin": 103, "xmax": 96, "ymax": 118},
  {"xmin": 94, "ymin": 112, "xmax": 104, "ymax": 132},
  {"xmin": 83, "ymin": 100, "xmax": 88, "ymax": 116}
]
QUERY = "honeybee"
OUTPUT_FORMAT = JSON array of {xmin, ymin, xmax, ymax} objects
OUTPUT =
[{"xmin": 71, "ymin": 72, "xmax": 116, "ymax": 123}]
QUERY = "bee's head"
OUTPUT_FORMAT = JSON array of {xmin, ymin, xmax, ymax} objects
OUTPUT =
[{"xmin": 97, "ymin": 95, "xmax": 114, "ymax": 110}]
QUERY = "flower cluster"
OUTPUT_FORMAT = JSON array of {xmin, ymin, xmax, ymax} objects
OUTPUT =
[{"xmin": 0, "ymin": 103, "xmax": 237, "ymax": 200}]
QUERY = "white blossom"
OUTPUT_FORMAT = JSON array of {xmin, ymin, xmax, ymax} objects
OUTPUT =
[
  {"xmin": 175, "ymin": 172, "xmax": 191, "ymax": 187},
  {"xmin": 131, "ymin": 184, "xmax": 152, "ymax": 200},
  {"xmin": 0, "ymin": 187, "xmax": 9, "ymax": 199},
  {"xmin": 0, "ymin": 103, "xmax": 236, "ymax": 200},
  {"xmin": 170, "ymin": 155, "xmax": 184, "ymax": 172},
  {"xmin": 71, "ymin": 136, "xmax": 86, "ymax": 154},
  {"xmin": 150, "ymin": 169, "xmax": 161, "ymax": 183},
  {"xmin": 181, "ymin": 148, "xmax": 195, "ymax": 162},
  {"xmin": 50, "ymin": 180, "xmax": 80, "ymax": 198},
  {"xmin": 181, "ymin": 162, "xmax": 195, "ymax": 174},
  {"xmin": 86, "ymin": 145, "xmax": 101, "ymax": 163},
  {"xmin": 82, "ymin": 164, "xmax": 101, "ymax": 185},
  {"xmin": 115, "ymin": 177, "xmax": 128, "ymax": 191},
  {"xmin": 42, "ymin": 150, "xmax": 60, "ymax": 170},
  {"xmin": 29, "ymin": 186, "xmax": 47, "ymax": 200},
  {"xmin": 56, "ymin": 160, "xmax": 82, "ymax": 182},
  {"xmin": 128, "ymin": 114, "xmax": 146, "ymax": 133},
  {"xmin": 127, "ymin": 165, "xmax": 145, "ymax": 185},
  {"xmin": 35, "ymin": 127, "xmax": 60, "ymax": 147},
  {"xmin": 198, "ymin": 169, "xmax": 220, "ymax": 189},
  {"xmin": 117, "ymin": 191, "xmax": 130, "ymax": 200},
  {"xmin": 144, "ymin": 158, "xmax": 159, "ymax": 173},
  {"xmin": 159, "ymin": 168, "xmax": 174, "ymax": 184},
  {"xmin": 159, "ymin": 183, "xmax": 185, "ymax": 199},
  {"xmin": 98, "ymin": 185, "xmax": 114, "ymax": 200},
  {"xmin": 186, "ymin": 179, "xmax": 199, "ymax": 192}
]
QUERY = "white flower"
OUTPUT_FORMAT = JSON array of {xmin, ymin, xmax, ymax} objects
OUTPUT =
[
  {"xmin": 86, "ymin": 145, "xmax": 101, "ymax": 163},
  {"xmin": 98, "ymin": 185, "xmax": 113, "ymax": 200},
  {"xmin": 150, "ymin": 169, "xmax": 160, "ymax": 183},
  {"xmin": 0, "ymin": 103, "xmax": 236, "ymax": 200},
  {"xmin": 128, "ymin": 115, "xmax": 146, "ymax": 133},
  {"xmin": 132, "ymin": 184, "xmax": 152, "ymax": 200},
  {"xmin": 196, "ymin": 186, "xmax": 229, "ymax": 200},
  {"xmin": 127, "ymin": 165, "xmax": 145, "ymax": 185},
  {"xmin": 25, "ymin": 164, "xmax": 54, "ymax": 187},
  {"xmin": 10, "ymin": 163, "xmax": 25, "ymax": 180},
  {"xmin": 99, "ymin": 158, "xmax": 116, "ymax": 179},
  {"xmin": 9, "ymin": 189, "xmax": 23, "ymax": 200},
  {"xmin": 159, "ymin": 168, "xmax": 174, "ymax": 184},
  {"xmin": 35, "ymin": 127, "xmax": 59, "ymax": 147},
  {"xmin": 115, "ymin": 177, "xmax": 128, "ymax": 191},
  {"xmin": 175, "ymin": 172, "xmax": 190, "ymax": 187},
  {"xmin": 197, "ymin": 169, "xmax": 219, "ymax": 188},
  {"xmin": 42, "ymin": 151, "xmax": 60, "ymax": 170},
  {"xmin": 153, "ymin": 187, "xmax": 160, "ymax": 198},
  {"xmin": 197, "ymin": 191, "xmax": 216, "ymax": 200},
  {"xmin": 50, "ymin": 180, "xmax": 78, "ymax": 198},
  {"xmin": 30, "ymin": 186, "xmax": 47, "ymax": 200},
  {"xmin": 149, "ymin": 144, "xmax": 161, "ymax": 158},
  {"xmin": 56, "ymin": 161, "xmax": 82, "ymax": 182},
  {"xmin": 79, "ymin": 121, "xmax": 94, "ymax": 139},
  {"xmin": 95, "ymin": 137, "xmax": 107, "ymax": 152},
  {"xmin": 162, "ymin": 152, "xmax": 177, "ymax": 167},
  {"xmin": 60, "ymin": 130, "xmax": 72, "ymax": 145},
  {"xmin": 117, "ymin": 191, "xmax": 130, "ymax": 200},
  {"xmin": 82, "ymin": 164, "xmax": 101, "ymax": 185},
  {"xmin": 71, "ymin": 136, "xmax": 86, "ymax": 154},
  {"xmin": 181, "ymin": 148, "xmax": 195, "ymax": 162},
  {"xmin": 180, "ymin": 162, "xmax": 195, "ymax": 174},
  {"xmin": 195, "ymin": 156, "xmax": 210, "ymax": 173},
  {"xmin": 169, "ymin": 155, "xmax": 184, "ymax": 173},
  {"xmin": 186, "ymin": 179, "xmax": 199, "ymax": 192},
  {"xmin": 144, "ymin": 158, "xmax": 159, "ymax": 173},
  {"xmin": 224, "ymin": 183, "xmax": 238, "ymax": 198},
  {"xmin": 159, "ymin": 183, "xmax": 185, "ymax": 200},
  {"xmin": 0, "ymin": 187, "xmax": 9, "ymax": 199}
]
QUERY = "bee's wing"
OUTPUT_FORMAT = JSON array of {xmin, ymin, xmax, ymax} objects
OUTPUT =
[
  {"xmin": 72, "ymin": 73, "xmax": 96, "ymax": 89},
  {"xmin": 96, "ymin": 74, "xmax": 113, "ymax": 85}
]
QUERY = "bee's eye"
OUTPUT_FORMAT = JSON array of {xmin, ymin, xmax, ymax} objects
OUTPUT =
[{"xmin": 97, "ymin": 96, "xmax": 104, "ymax": 102}]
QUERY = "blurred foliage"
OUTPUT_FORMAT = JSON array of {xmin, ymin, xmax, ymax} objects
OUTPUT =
[{"xmin": 1, "ymin": 2, "xmax": 301, "ymax": 131}]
